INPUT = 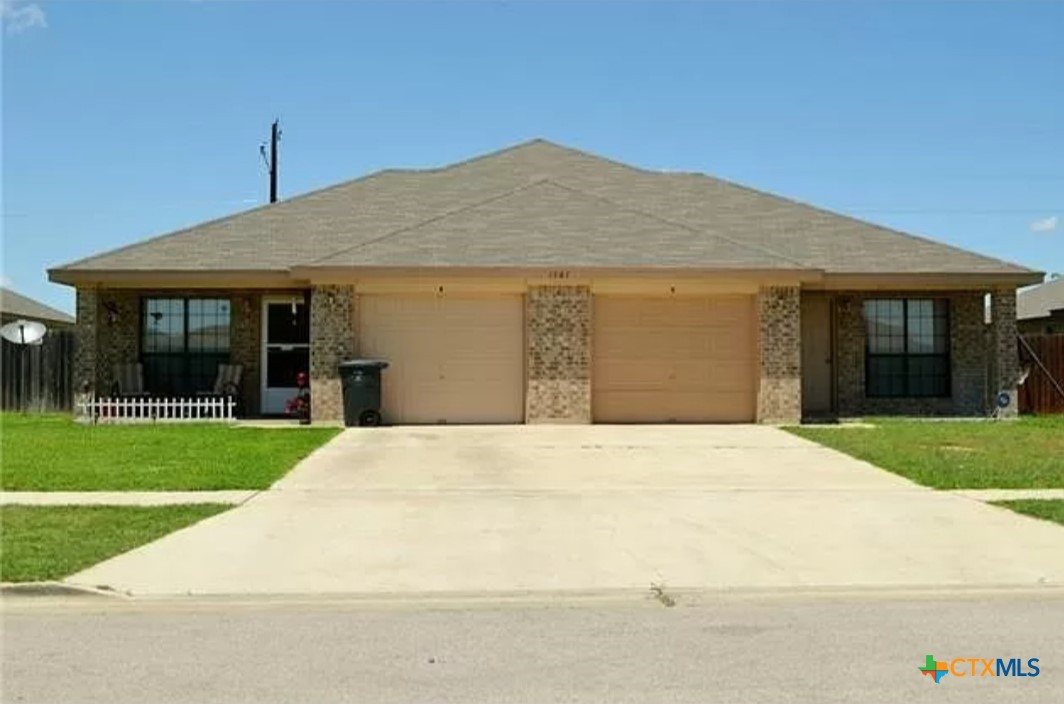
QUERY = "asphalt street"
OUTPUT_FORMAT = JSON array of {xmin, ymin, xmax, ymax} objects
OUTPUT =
[{"xmin": 3, "ymin": 589, "xmax": 1063, "ymax": 703}]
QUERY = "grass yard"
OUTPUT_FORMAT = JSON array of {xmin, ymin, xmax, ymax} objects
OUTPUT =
[
  {"xmin": 1, "ymin": 414, "xmax": 340, "ymax": 491},
  {"xmin": 994, "ymin": 500, "xmax": 1064, "ymax": 527},
  {"xmin": 1, "ymin": 504, "xmax": 229, "ymax": 582},
  {"xmin": 788, "ymin": 416, "xmax": 1064, "ymax": 489}
]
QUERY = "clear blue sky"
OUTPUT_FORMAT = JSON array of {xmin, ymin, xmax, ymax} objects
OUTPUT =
[{"xmin": 4, "ymin": 0, "xmax": 1062, "ymax": 314}]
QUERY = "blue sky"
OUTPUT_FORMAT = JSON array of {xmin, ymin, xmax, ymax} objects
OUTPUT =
[{"xmin": 3, "ymin": 0, "xmax": 1062, "ymax": 313}]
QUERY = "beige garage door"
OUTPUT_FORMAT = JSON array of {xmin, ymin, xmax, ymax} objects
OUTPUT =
[
  {"xmin": 593, "ymin": 295, "xmax": 757, "ymax": 423},
  {"xmin": 359, "ymin": 294, "xmax": 524, "ymax": 424}
]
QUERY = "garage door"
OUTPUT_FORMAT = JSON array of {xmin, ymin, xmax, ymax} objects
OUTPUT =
[
  {"xmin": 593, "ymin": 295, "xmax": 757, "ymax": 423},
  {"xmin": 359, "ymin": 294, "xmax": 524, "ymax": 424}
]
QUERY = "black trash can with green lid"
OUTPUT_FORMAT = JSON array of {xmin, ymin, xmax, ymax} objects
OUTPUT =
[{"xmin": 338, "ymin": 360, "xmax": 389, "ymax": 427}]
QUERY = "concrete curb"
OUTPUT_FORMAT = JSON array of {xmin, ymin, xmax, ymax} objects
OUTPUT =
[
  {"xmin": 0, "ymin": 582, "xmax": 126, "ymax": 599},
  {"xmin": 32, "ymin": 581, "xmax": 1064, "ymax": 609}
]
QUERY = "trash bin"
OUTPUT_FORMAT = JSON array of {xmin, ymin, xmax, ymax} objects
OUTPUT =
[{"xmin": 338, "ymin": 360, "xmax": 389, "ymax": 427}]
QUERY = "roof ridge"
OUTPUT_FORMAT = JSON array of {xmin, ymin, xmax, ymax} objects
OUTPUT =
[
  {"xmin": 680, "ymin": 171, "xmax": 1036, "ymax": 272},
  {"xmin": 50, "ymin": 168, "xmax": 401, "ymax": 272},
  {"xmin": 542, "ymin": 179, "xmax": 814, "ymax": 269},
  {"xmin": 304, "ymin": 178, "xmax": 554, "ymax": 266},
  {"xmin": 53, "ymin": 139, "xmax": 552, "ymax": 273},
  {"xmin": 385, "ymin": 138, "xmax": 552, "ymax": 175}
]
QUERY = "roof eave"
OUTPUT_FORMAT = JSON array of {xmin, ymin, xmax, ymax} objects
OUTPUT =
[
  {"xmin": 292, "ymin": 264, "xmax": 824, "ymax": 285},
  {"xmin": 815, "ymin": 271, "xmax": 1044, "ymax": 291},
  {"xmin": 48, "ymin": 268, "xmax": 305, "ymax": 289}
]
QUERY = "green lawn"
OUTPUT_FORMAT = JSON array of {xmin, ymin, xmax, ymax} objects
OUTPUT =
[
  {"xmin": 787, "ymin": 416, "xmax": 1064, "ymax": 489},
  {"xmin": 994, "ymin": 500, "xmax": 1064, "ymax": 527},
  {"xmin": 1, "ymin": 414, "xmax": 340, "ymax": 491},
  {"xmin": 1, "ymin": 504, "xmax": 230, "ymax": 582}
]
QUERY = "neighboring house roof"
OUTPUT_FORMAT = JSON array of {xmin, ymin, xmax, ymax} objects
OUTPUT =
[
  {"xmin": 1017, "ymin": 277, "xmax": 1064, "ymax": 320},
  {"xmin": 0, "ymin": 287, "xmax": 75, "ymax": 325},
  {"xmin": 49, "ymin": 139, "xmax": 1038, "ymax": 281}
]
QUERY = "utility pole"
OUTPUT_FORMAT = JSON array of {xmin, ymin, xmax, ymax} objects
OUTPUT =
[{"xmin": 260, "ymin": 120, "xmax": 281, "ymax": 203}]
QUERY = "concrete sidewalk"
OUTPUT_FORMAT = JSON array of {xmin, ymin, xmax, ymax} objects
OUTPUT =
[
  {"xmin": 0, "ymin": 491, "xmax": 257, "ymax": 506},
  {"xmin": 64, "ymin": 426, "xmax": 1064, "ymax": 597},
  {"xmin": 951, "ymin": 489, "xmax": 1064, "ymax": 502}
]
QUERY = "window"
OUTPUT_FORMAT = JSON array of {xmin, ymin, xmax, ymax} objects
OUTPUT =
[
  {"xmin": 142, "ymin": 298, "xmax": 231, "ymax": 395},
  {"xmin": 864, "ymin": 299, "xmax": 949, "ymax": 398}
]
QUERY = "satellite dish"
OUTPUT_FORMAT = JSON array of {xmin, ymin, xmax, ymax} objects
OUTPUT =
[{"xmin": 0, "ymin": 319, "xmax": 48, "ymax": 345}]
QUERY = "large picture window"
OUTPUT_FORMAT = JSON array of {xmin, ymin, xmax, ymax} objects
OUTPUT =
[
  {"xmin": 864, "ymin": 299, "xmax": 950, "ymax": 398},
  {"xmin": 142, "ymin": 298, "xmax": 231, "ymax": 395}
]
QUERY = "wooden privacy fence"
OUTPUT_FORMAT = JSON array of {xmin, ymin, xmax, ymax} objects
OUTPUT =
[
  {"xmin": 75, "ymin": 396, "xmax": 237, "ymax": 424},
  {"xmin": 1019, "ymin": 334, "xmax": 1064, "ymax": 415},
  {"xmin": 0, "ymin": 330, "xmax": 75, "ymax": 412}
]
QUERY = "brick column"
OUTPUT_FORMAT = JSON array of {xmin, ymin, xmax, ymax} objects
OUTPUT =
[
  {"xmin": 526, "ymin": 285, "xmax": 591, "ymax": 423},
  {"xmin": 756, "ymin": 286, "xmax": 802, "ymax": 424},
  {"xmin": 309, "ymin": 285, "xmax": 356, "ymax": 423},
  {"xmin": 989, "ymin": 287, "xmax": 1020, "ymax": 418},
  {"xmin": 95, "ymin": 290, "xmax": 139, "ymax": 395},
  {"xmin": 229, "ymin": 293, "xmax": 262, "ymax": 415},
  {"xmin": 74, "ymin": 287, "xmax": 99, "ymax": 395}
]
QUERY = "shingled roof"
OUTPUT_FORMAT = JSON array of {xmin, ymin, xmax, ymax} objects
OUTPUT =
[
  {"xmin": 0, "ymin": 287, "xmax": 75, "ymax": 324},
  {"xmin": 50, "ymin": 139, "xmax": 1037, "ymax": 280},
  {"xmin": 1018, "ymin": 277, "xmax": 1064, "ymax": 321}
]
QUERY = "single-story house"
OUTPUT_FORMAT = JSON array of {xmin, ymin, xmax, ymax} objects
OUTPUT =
[
  {"xmin": 48, "ymin": 139, "xmax": 1041, "ymax": 424},
  {"xmin": 1017, "ymin": 277, "xmax": 1064, "ymax": 335},
  {"xmin": 1, "ymin": 287, "xmax": 75, "ymax": 329}
]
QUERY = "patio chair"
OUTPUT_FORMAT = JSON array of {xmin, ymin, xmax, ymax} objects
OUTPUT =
[
  {"xmin": 197, "ymin": 363, "xmax": 243, "ymax": 398},
  {"xmin": 111, "ymin": 363, "xmax": 149, "ymax": 398}
]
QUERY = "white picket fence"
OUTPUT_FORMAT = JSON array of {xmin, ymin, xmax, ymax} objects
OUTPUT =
[{"xmin": 75, "ymin": 396, "xmax": 237, "ymax": 424}]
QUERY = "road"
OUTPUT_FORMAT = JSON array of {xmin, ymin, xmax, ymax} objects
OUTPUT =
[{"xmin": 3, "ymin": 590, "xmax": 1063, "ymax": 703}]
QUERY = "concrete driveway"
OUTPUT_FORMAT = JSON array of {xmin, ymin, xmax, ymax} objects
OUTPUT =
[{"xmin": 68, "ymin": 425, "xmax": 1064, "ymax": 596}]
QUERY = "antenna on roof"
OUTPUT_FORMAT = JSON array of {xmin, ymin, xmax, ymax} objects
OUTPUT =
[{"xmin": 259, "ymin": 119, "xmax": 281, "ymax": 203}]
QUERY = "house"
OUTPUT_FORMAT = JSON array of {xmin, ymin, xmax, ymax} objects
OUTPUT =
[
  {"xmin": 0, "ymin": 287, "xmax": 75, "ymax": 329},
  {"xmin": 47, "ymin": 139, "xmax": 1040, "ymax": 423},
  {"xmin": 1017, "ymin": 277, "xmax": 1064, "ymax": 335}
]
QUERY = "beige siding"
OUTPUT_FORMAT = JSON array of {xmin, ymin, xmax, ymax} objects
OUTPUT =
[
  {"xmin": 358, "ymin": 294, "xmax": 524, "ymax": 424},
  {"xmin": 592, "ymin": 295, "xmax": 757, "ymax": 422}
]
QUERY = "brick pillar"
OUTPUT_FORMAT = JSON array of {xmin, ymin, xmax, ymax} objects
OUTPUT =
[
  {"xmin": 989, "ymin": 287, "xmax": 1019, "ymax": 418},
  {"xmin": 74, "ymin": 287, "xmax": 99, "ymax": 395},
  {"xmin": 95, "ymin": 290, "xmax": 139, "ymax": 395},
  {"xmin": 526, "ymin": 285, "xmax": 591, "ymax": 423},
  {"xmin": 229, "ymin": 293, "xmax": 262, "ymax": 415},
  {"xmin": 756, "ymin": 286, "xmax": 802, "ymax": 424},
  {"xmin": 309, "ymin": 284, "xmax": 355, "ymax": 423}
]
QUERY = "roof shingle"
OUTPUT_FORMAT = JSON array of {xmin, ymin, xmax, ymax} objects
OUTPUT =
[{"xmin": 50, "ymin": 139, "xmax": 1037, "ymax": 278}]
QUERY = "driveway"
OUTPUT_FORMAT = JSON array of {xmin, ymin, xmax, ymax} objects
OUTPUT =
[{"xmin": 68, "ymin": 426, "xmax": 1064, "ymax": 596}]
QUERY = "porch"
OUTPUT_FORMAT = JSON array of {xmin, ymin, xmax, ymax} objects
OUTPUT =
[{"xmin": 74, "ymin": 288, "xmax": 313, "ymax": 419}]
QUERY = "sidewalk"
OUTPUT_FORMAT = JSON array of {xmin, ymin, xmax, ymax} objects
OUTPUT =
[
  {"xmin": 0, "ymin": 491, "xmax": 258, "ymax": 506},
  {"xmin": 950, "ymin": 489, "xmax": 1064, "ymax": 502}
]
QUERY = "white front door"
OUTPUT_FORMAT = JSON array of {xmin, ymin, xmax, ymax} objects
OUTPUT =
[{"xmin": 261, "ymin": 297, "xmax": 310, "ymax": 415}]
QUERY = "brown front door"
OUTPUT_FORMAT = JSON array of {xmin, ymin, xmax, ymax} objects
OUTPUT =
[{"xmin": 801, "ymin": 294, "xmax": 834, "ymax": 417}]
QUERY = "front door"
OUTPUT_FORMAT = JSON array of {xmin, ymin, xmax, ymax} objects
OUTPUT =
[
  {"xmin": 800, "ymin": 294, "xmax": 835, "ymax": 417},
  {"xmin": 262, "ymin": 297, "xmax": 310, "ymax": 415}
]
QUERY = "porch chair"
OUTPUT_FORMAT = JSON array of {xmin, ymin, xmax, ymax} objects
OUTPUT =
[
  {"xmin": 111, "ymin": 363, "xmax": 149, "ymax": 397},
  {"xmin": 197, "ymin": 363, "xmax": 243, "ymax": 398}
]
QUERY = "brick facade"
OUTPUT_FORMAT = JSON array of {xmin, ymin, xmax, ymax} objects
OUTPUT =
[
  {"xmin": 72, "ymin": 282, "xmax": 1022, "ymax": 424},
  {"xmin": 834, "ymin": 291, "xmax": 987, "ymax": 417},
  {"xmin": 989, "ymin": 287, "xmax": 1020, "ymax": 417},
  {"xmin": 309, "ymin": 285, "xmax": 357, "ymax": 422},
  {"xmin": 73, "ymin": 287, "xmax": 268, "ymax": 414},
  {"xmin": 73, "ymin": 287, "xmax": 98, "ymax": 393},
  {"xmin": 756, "ymin": 286, "xmax": 802, "ymax": 424},
  {"xmin": 525, "ymin": 285, "xmax": 591, "ymax": 423}
]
